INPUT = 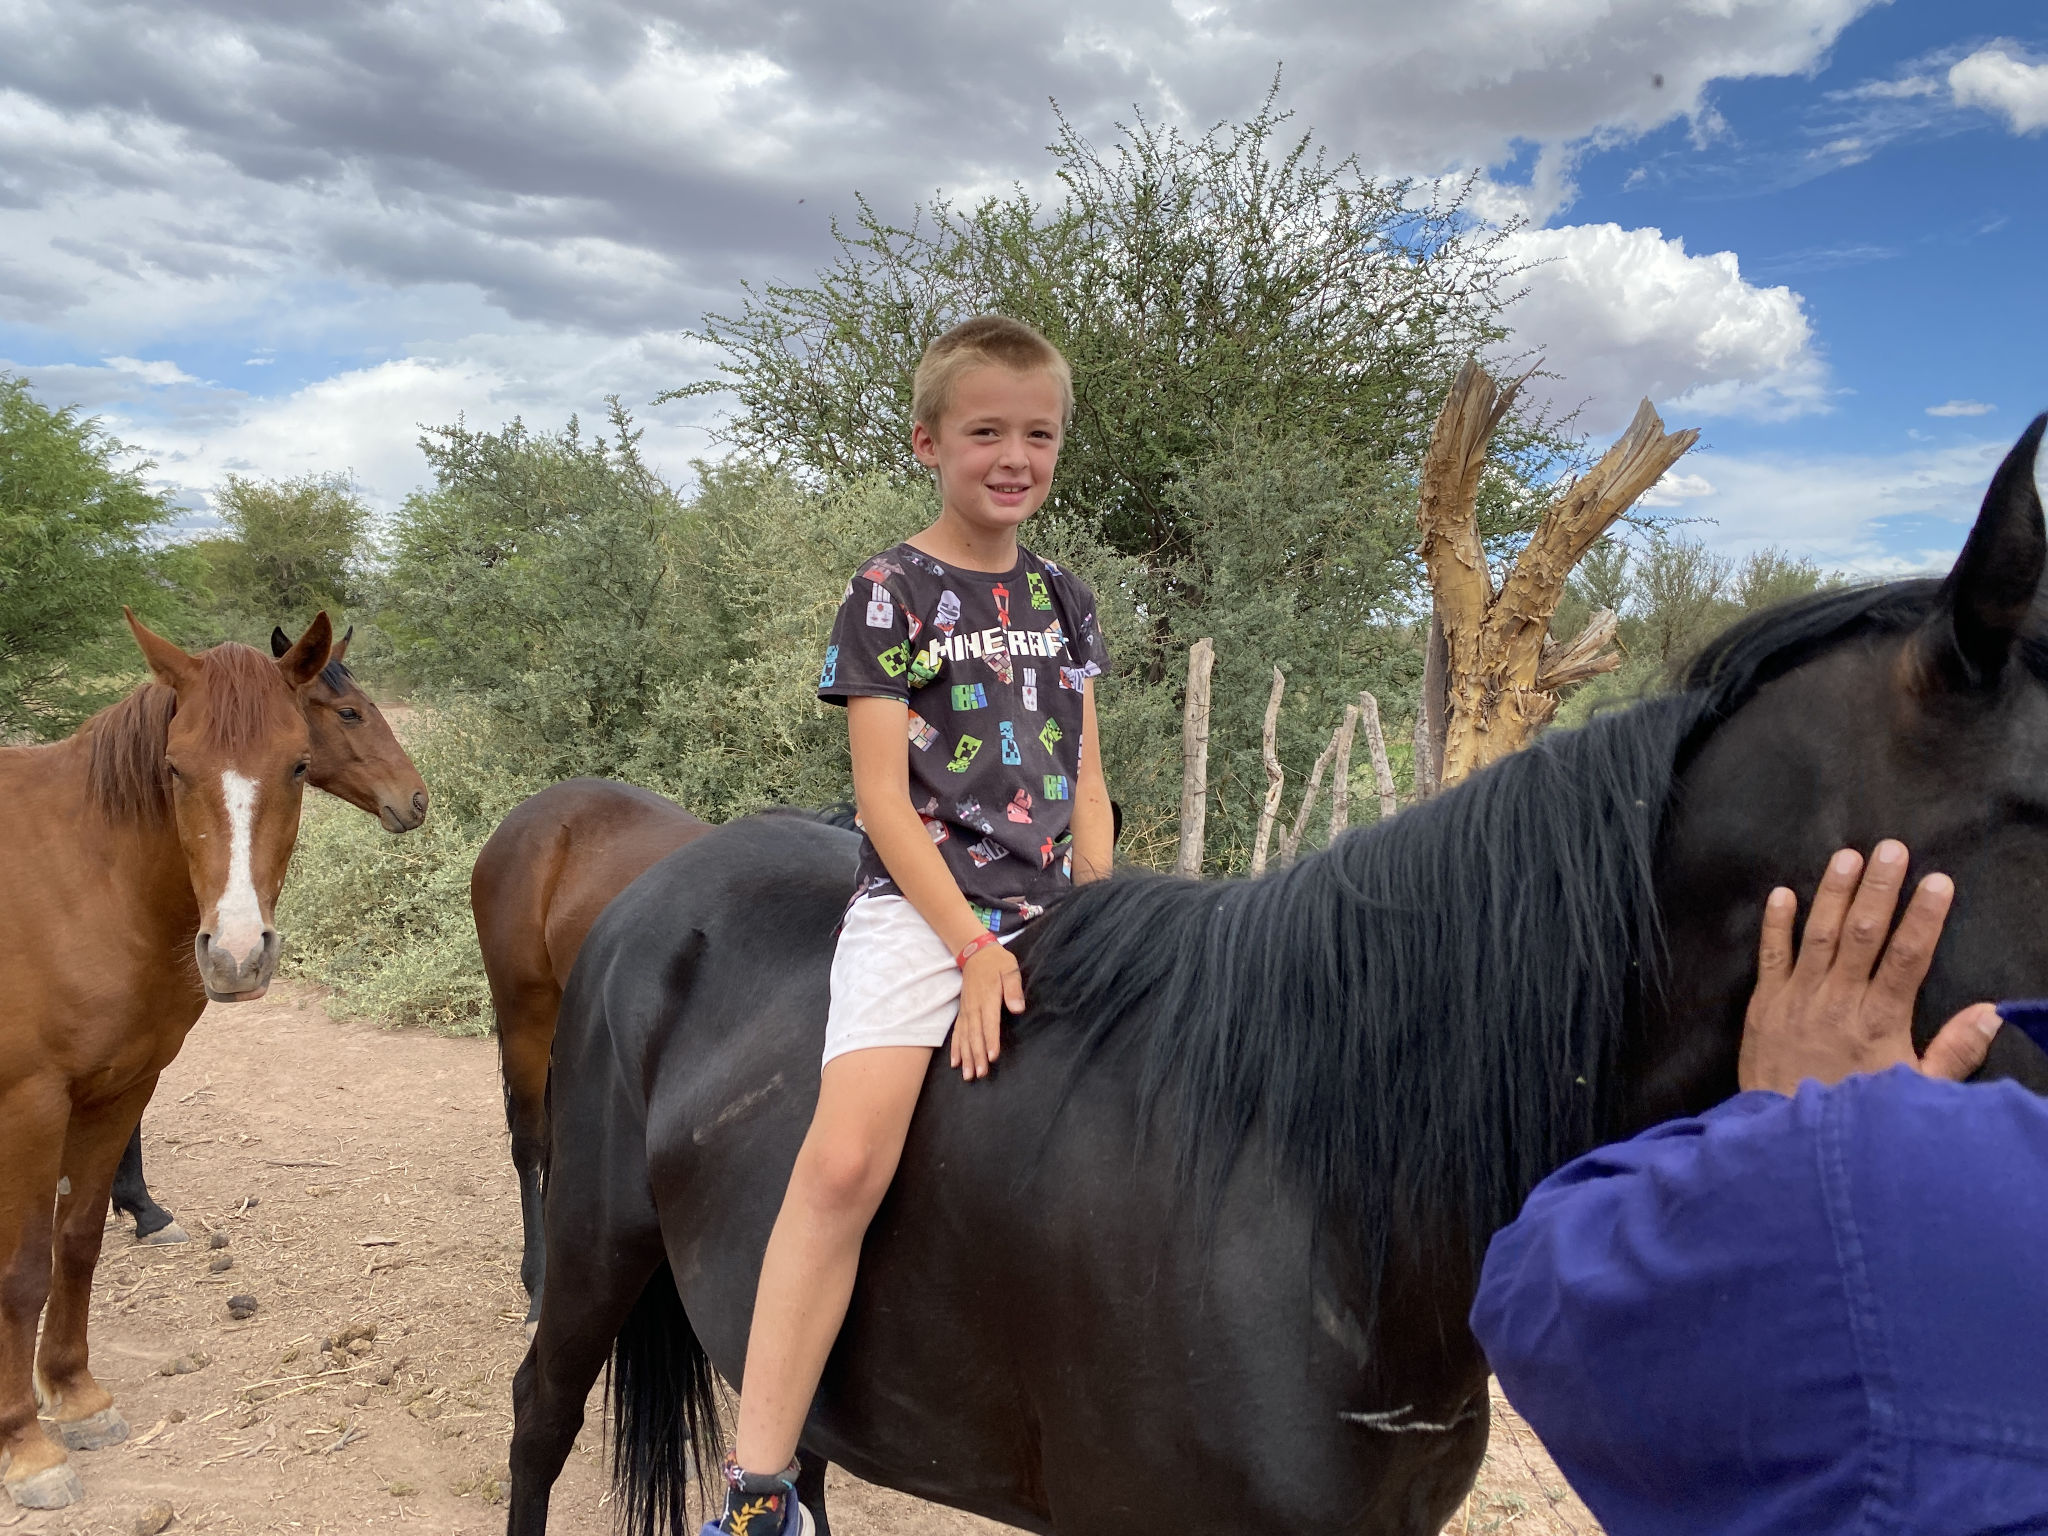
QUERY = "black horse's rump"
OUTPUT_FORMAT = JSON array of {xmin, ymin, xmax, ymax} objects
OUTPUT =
[{"xmin": 513, "ymin": 420, "xmax": 2048, "ymax": 1536}]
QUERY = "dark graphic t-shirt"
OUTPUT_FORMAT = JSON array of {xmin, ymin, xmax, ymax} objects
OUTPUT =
[{"xmin": 818, "ymin": 541, "xmax": 1109, "ymax": 932}]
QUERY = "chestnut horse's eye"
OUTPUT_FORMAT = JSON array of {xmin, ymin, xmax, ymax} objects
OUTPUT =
[
  {"xmin": 338, "ymin": 707, "xmax": 362, "ymax": 723},
  {"xmin": 164, "ymin": 761, "xmax": 183, "ymax": 781},
  {"xmin": 293, "ymin": 761, "xmax": 310, "ymax": 780}
]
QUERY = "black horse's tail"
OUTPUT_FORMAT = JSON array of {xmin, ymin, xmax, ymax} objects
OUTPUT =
[{"xmin": 609, "ymin": 1257, "xmax": 725, "ymax": 1536}]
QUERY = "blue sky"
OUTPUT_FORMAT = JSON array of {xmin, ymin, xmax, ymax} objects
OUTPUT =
[{"xmin": 1, "ymin": 0, "xmax": 2043, "ymax": 574}]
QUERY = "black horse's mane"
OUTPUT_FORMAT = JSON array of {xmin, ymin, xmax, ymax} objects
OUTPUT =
[{"xmin": 1021, "ymin": 577, "xmax": 1963, "ymax": 1279}]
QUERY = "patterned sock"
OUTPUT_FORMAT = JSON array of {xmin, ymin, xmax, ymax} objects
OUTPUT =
[{"xmin": 714, "ymin": 1455, "xmax": 801, "ymax": 1535}]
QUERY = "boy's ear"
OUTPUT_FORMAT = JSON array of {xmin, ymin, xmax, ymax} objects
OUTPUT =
[{"xmin": 911, "ymin": 418, "xmax": 941, "ymax": 470}]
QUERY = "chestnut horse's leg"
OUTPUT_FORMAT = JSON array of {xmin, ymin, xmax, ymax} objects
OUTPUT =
[
  {"xmin": 0, "ymin": 1078, "xmax": 78, "ymax": 1508},
  {"xmin": 109, "ymin": 1127, "xmax": 183, "ymax": 1245},
  {"xmin": 32, "ymin": 1079, "xmax": 156, "ymax": 1455}
]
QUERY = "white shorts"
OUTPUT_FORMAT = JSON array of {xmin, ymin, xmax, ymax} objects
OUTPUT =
[{"xmin": 822, "ymin": 895, "xmax": 1019, "ymax": 1067}]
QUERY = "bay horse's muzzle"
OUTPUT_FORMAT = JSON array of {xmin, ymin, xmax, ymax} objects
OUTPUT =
[
  {"xmin": 195, "ymin": 927, "xmax": 279, "ymax": 1001},
  {"xmin": 379, "ymin": 788, "xmax": 430, "ymax": 833}
]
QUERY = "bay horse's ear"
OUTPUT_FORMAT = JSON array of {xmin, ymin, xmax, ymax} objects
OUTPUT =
[
  {"xmin": 1928, "ymin": 413, "xmax": 2048, "ymax": 687},
  {"xmin": 333, "ymin": 624, "xmax": 353, "ymax": 664},
  {"xmin": 270, "ymin": 626, "xmax": 291, "ymax": 659},
  {"xmin": 276, "ymin": 611, "xmax": 334, "ymax": 689},
  {"xmin": 126, "ymin": 608, "xmax": 198, "ymax": 689}
]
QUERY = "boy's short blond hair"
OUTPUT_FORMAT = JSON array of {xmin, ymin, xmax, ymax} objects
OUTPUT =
[{"xmin": 911, "ymin": 316, "xmax": 1073, "ymax": 433}]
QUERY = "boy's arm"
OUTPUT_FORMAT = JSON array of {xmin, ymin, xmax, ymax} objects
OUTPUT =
[
  {"xmin": 1070, "ymin": 677, "xmax": 1112, "ymax": 884},
  {"xmin": 847, "ymin": 695, "xmax": 1022, "ymax": 1080}
]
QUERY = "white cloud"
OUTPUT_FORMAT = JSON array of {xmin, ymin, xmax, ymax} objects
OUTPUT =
[
  {"xmin": 1950, "ymin": 45, "xmax": 2048, "ymax": 134},
  {"xmin": 1927, "ymin": 399, "xmax": 1996, "ymax": 418},
  {"xmin": 1504, "ymin": 224, "xmax": 1827, "ymax": 434},
  {"xmin": 1640, "ymin": 470, "xmax": 1716, "ymax": 508},
  {"xmin": 1650, "ymin": 437, "xmax": 2041, "ymax": 576},
  {"xmin": 9, "ymin": 325, "xmax": 725, "ymax": 517},
  {"xmin": 0, "ymin": 0, "xmax": 1885, "ymax": 500}
]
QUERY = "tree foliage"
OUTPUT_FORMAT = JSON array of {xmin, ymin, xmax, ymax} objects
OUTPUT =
[
  {"xmin": 673, "ymin": 93, "xmax": 1554, "ymax": 569},
  {"xmin": 0, "ymin": 374, "xmax": 178, "ymax": 737},
  {"xmin": 1552, "ymin": 533, "xmax": 1838, "ymax": 725},
  {"xmin": 185, "ymin": 473, "xmax": 370, "ymax": 640}
]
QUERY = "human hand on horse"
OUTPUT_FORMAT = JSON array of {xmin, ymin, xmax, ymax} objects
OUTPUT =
[
  {"xmin": 1741, "ymin": 839, "xmax": 2004, "ymax": 1095},
  {"xmin": 952, "ymin": 941, "xmax": 1024, "ymax": 1081}
]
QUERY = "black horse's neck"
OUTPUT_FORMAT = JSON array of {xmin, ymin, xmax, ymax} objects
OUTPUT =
[{"xmin": 1024, "ymin": 690, "xmax": 1702, "ymax": 1296}]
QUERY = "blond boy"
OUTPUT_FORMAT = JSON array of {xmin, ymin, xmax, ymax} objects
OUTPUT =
[{"xmin": 704, "ymin": 316, "xmax": 1114, "ymax": 1535}]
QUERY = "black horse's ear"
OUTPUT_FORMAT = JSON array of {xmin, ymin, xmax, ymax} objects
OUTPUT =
[
  {"xmin": 271, "ymin": 626, "xmax": 291, "ymax": 658},
  {"xmin": 1928, "ymin": 413, "xmax": 2047, "ymax": 687}
]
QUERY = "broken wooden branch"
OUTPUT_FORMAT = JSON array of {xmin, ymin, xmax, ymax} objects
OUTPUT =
[{"xmin": 1416, "ymin": 360, "xmax": 1697, "ymax": 786}]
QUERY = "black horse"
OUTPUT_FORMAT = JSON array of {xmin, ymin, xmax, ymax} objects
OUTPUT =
[{"xmin": 511, "ymin": 419, "xmax": 2048, "ymax": 1536}]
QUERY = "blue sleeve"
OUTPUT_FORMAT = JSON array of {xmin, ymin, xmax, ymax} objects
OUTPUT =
[
  {"xmin": 1471, "ymin": 1070, "xmax": 2048, "ymax": 1533},
  {"xmin": 1470, "ymin": 1089, "xmax": 1866, "ymax": 1533}
]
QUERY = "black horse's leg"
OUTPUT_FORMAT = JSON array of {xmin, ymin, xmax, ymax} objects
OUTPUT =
[
  {"xmin": 108, "ymin": 1128, "xmax": 184, "ymax": 1244},
  {"xmin": 795, "ymin": 1449, "xmax": 830, "ymax": 1536}
]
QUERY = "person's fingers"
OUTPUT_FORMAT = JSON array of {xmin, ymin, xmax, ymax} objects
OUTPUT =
[
  {"xmin": 1002, "ymin": 962, "xmax": 1026, "ymax": 1017},
  {"xmin": 1871, "ymin": 871, "xmax": 1954, "ymax": 1012},
  {"xmin": 1755, "ymin": 886, "xmax": 1797, "ymax": 991},
  {"xmin": 1834, "ymin": 840, "xmax": 1910, "ymax": 982},
  {"xmin": 1919, "ymin": 1002, "xmax": 2002, "ymax": 1081},
  {"xmin": 1793, "ymin": 848, "xmax": 1864, "ymax": 985}
]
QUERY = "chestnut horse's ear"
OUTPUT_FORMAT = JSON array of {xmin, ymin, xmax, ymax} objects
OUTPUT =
[
  {"xmin": 1928, "ymin": 413, "xmax": 2048, "ymax": 687},
  {"xmin": 275, "ymin": 611, "xmax": 334, "ymax": 689},
  {"xmin": 126, "ymin": 608, "xmax": 198, "ymax": 689},
  {"xmin": 270, "ymin": 626, "xmax": 291, "ymax": 659}
]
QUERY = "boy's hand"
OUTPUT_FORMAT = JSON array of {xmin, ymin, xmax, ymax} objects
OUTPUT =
[{"xmin": 952, "ymin": 943, "xmax": 1025, "ymax": 1081}]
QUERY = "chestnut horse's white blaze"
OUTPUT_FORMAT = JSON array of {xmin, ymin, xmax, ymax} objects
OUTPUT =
[{"xmin": 212, "ymin": 768, "xmax": 264, "ymax": 969}]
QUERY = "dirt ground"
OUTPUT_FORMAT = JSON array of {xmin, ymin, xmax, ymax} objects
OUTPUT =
[{"xmin": 16, "ymin": 983, "xmax": 1597, "ymax": 1535}]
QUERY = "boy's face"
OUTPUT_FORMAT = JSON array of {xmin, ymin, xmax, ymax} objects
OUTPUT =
[{"xmin": 912, "ymin": 364, "xmax": 1063, "ymax": 535}]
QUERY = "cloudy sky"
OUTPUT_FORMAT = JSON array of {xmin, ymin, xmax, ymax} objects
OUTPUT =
[{"xmin": 2, "ymin": 0, "xmax": 2043, "ymax": 572}]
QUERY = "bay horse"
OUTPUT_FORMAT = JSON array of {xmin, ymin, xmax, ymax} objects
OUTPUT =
[
  {"xmin": 511, "ymin": 419, "xmax": 2048, "ymax": 1535},
  {"xmin": 0, "ymin": 614, "xmax": 333, "ymax": 1510},
  {"xmin": 471, "ymin": 779, "xmax": 710, "ymax": 1323},
  {"xmin": 109, "ymin": 625, "xmax": 429, "ymax": 1245}
]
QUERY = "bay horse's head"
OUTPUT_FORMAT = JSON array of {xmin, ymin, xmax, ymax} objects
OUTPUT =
[
  {"xmin": 1644, "ymin": 414, "xmax": 2048, "ymax": 1117},
  {"xmin": 269, "ymin": 623, "xmax": 428, "ymax": 833},
  {"xmin": 125, "ymin": 611, "xmax": 333, "ymax": 1002}
]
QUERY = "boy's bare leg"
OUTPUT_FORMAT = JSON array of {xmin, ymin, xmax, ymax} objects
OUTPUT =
[{"xmin": 732, "ymin": 1045, "xmax": 933, "ymax": 1474}]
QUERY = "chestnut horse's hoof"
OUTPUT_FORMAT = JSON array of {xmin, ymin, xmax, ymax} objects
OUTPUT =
[
  {"xmin": 141, "ymin": 1222, "xmax": 190, "ymax": 1246},
  {"xmin": 6, "ymin": 1462, "xmax": 85, "ymax": 1508},
  {"xmin": 54, "ymin": 1409, "xmax": 128, "ymax": 1451}
]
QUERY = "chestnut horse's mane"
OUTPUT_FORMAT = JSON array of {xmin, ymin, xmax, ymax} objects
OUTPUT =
[{"xmin": 83, "ymin": 643, "xmax": 296, "ymax": 824}]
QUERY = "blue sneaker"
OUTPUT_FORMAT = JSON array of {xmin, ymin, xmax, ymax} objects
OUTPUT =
[{"xmin": 701, "ymin": 1457, "xmax": 813, "ymax": 1536}]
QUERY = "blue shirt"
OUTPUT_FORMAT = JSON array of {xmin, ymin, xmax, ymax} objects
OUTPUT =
[{"xmin": 1471, "ymin": 1067, "xmax": 2048, "ymax": 1533}]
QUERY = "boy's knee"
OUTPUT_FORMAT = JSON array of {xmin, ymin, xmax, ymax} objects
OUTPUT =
[{"xmin": 796, "ymin": 1134, "xmax": 894, "ymax": 1215}]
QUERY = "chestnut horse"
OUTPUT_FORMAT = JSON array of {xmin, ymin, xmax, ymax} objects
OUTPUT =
[
  {"xmin": 110, "ymin": 625, "xmax": 429, "ymax": 1244},
  {"xmin": 0, "ymin": 614, "xmax": 332, "ymax": 1510},
  {"xmin": 471, "ymin": 780, "xmax": 710, "ymax": 1326}
]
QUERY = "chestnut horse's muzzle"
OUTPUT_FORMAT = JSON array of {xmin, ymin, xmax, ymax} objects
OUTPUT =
[{"xmin": 195, "ymin": 927, "xmax": 279, "ymax": 1001}]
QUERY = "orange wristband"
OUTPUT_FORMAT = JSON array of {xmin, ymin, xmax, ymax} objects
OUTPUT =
[{"xmin": 954, "ymin": 931, "xmax": 1002, "ymax": 970}]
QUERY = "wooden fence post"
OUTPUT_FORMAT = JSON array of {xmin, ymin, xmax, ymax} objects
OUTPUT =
[
  {"xmin": 1280, "ymin": 709, "xmax": 1346, "ymax": 864},
  {"xmin": 1327, "ymin": 705, "xmax": 1360, "ymax": 837},
  {"xmin": 1250, "ymin": 666, "xmax": 1286, "ymax": 876},
  {"xmin": 1176, "ymin": 638, "xmax": 1216, "ymax": 878},
  {"xmin": 1358, "ymin": 689, "xmax": 1398, "ymax": 821}
]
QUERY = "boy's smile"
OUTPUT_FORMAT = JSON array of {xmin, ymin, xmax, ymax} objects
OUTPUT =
[{"xmin": 911, "ymin": 364, "xmax": 1064, "ymax": 554}]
